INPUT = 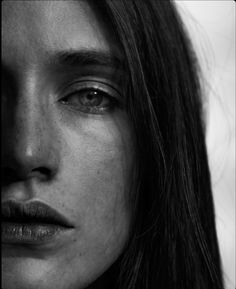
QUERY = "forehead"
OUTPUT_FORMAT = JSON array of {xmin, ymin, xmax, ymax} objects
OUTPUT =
[{"xmin": 2, "ymin": 0, "xmax": 119, "ymax": 64}]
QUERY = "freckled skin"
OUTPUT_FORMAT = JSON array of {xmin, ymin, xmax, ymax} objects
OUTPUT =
[{"xmin": 2, "ymin": 1, "xmax": 134, "ymax": 289}]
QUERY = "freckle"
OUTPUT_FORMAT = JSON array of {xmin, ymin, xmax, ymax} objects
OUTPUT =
[{"xmin": 97, "ymin": 169, "xmax": 100, "ymax": 175}]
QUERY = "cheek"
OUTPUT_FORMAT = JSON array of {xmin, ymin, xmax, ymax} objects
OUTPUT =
[
  {"xmin": 54, "ymin": 115, "xmax": 134, "ymax": 269},
  {"xmin": 69, "ymin": 145, "xmax": 131, "ymax": 246},
  {"xmin": 59, "ymin": 114, "xmax": 133, "ymax": 213}
]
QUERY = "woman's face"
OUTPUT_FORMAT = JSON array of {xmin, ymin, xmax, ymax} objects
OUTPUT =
[{"xmin": 2, "ymin": 1, "xmax": 134, "ymax": 289}]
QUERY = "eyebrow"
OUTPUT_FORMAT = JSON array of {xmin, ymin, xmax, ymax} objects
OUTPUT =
[{"xmin": 51, "ymin": 49, "xmax": 125, "ymax": 70}]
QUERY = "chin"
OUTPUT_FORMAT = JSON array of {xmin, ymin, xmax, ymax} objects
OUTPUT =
[
  {"xmin": 2, "ymin": 254, "xmax": 112, "ymax": 289},
  {"xmin": 2, "ymin": 257, "xmax": 49, "ymax": 289}
]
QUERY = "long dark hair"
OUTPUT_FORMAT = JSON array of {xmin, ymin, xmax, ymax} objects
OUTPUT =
[{"xmin": 90, "ymin": 1, "xmax": 224, "ymax": 289}]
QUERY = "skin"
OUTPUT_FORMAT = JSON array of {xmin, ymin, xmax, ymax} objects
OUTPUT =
[{"xmin": 2, "ymin": 1, "xmax": 134, "ymax": 289}]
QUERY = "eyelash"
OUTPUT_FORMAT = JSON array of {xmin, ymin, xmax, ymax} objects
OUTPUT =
[{"xmin": 60, "ymin": 81, "xmax": 121, "ymax": 114}]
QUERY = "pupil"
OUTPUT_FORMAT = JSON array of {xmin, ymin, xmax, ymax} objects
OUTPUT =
[
  {"xmin": 87, "ymin": 91, "xmax": 97, "ymax": 100},
  {"xmin": 84, "ymin": 91, "xmax": 102, "ymax": 106}
]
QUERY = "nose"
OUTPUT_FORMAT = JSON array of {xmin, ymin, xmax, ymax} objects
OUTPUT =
[{"xmin": 2, "ymin": 80, "xmax": 60, "ymax": 185}]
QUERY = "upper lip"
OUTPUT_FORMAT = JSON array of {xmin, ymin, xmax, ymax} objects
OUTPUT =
[{"xmin": 1, "ymin": 200, "xmax": 74, "ymax": 228}]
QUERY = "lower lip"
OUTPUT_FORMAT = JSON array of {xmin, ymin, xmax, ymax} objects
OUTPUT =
[{"xmin": 2, "ymin": 222, "xmax": 70, "ymax": 244}]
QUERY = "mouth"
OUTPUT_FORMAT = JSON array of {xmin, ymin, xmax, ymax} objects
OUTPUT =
[{"xmin": 1, "ymin": 200, "xmax": 74, "ymax": 245}]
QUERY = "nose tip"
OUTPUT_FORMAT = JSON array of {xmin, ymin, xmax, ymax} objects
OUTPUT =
[
  {"xmin": 2, "ymin": 142, "xmax": 58, "ymax": 185},
  {"xmin": 2, "ymin": 112, "xmax": 60, "ymax": 186}
]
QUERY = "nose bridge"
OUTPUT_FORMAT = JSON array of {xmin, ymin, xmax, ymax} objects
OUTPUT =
[
  {"xmin": 16, "ymin": 93, "xmax": 45, "ymax": 158},
  {"xmin": 14, "ymin": 71, "xmax": 48, "ymax": 155}
]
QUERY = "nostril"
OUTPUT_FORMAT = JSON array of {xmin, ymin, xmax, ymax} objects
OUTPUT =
[
  {"xmin": 31, "ymin": 167, "xmax": 52, "ymax": 179},
  {"xmin": 1, "ymin": 167, "xmax": 53, "ymax": 186}
]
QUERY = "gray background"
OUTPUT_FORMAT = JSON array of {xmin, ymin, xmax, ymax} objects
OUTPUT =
[{"xmin": 175, "ymin": 2, "xmax": 235, "ymax": 289}]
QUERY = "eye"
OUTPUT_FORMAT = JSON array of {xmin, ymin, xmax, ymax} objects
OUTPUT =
[
  {"xmin": 65, "ymin": 89, "xmax": 110, "ymax": 108},
  {"xmin": 60, "ymin": 81, "xmax": 121, "ymax": 114}
]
